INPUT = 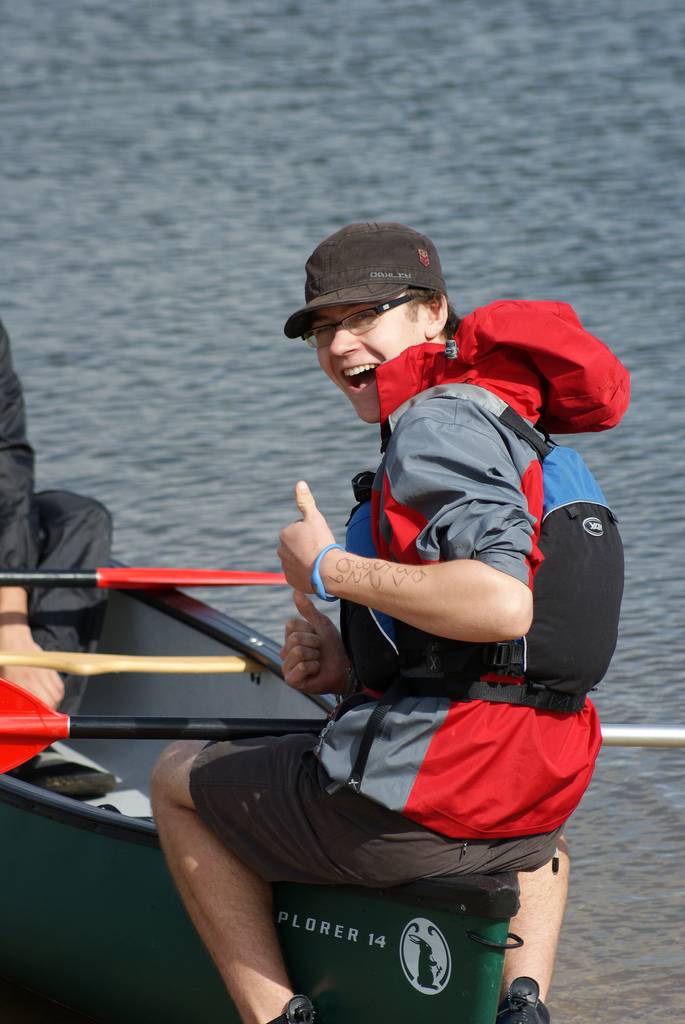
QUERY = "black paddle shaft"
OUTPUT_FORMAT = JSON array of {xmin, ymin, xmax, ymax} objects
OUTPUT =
[
  {"xmin": 68, "ymin": 716, "xmax": 324, "ymax": 740},
  {"xmin": 0, "ymin": 571, "xmax": 98, "ymax": 588}
]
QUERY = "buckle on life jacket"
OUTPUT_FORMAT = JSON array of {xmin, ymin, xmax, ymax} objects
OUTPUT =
[
  {"xmin": 351, "ymin": 470, "xmax": 375, "ymax": 504},
  {"xmin": 482, "ymin": 640, "xmax": 525, "ymax": 675}
]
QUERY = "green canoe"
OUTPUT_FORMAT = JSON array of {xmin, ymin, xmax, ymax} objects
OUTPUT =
[{"xmin": 0, "ymin": 586, "xmax": 518, "ymax": 1023}]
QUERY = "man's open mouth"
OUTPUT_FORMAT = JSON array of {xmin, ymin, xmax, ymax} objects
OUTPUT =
[{"xmin": 343, "ymin": 364, "xmax": 376, "ymax": 390}]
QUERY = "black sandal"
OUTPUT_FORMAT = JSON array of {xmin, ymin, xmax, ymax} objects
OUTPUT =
[{"xmin": 266, "ymin": 994, "xmax": 315, "ymax": 1024}]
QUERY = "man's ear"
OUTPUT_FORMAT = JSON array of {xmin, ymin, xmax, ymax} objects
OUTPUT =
[{"xmin": 424, "ymin": 295, "xmax": 449, "ymax": 341}]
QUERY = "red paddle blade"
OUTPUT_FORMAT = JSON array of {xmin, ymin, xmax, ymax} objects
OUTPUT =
[
  {"xmin": 0, "ymin": 677, "xmax": 69, "ymax": 773},
  {"xmin": 95, "ymin": 567, "xmax": 288, "ymax": 589}
]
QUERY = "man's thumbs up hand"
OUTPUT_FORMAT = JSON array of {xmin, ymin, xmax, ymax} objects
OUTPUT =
[{"xmin": 278, "ymin": 481, "xmax": 337, "ymax": 595}]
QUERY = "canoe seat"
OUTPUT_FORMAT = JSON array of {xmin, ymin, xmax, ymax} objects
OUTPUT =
[{"xmin": 358, "ymin": 871, "xmax": 520, "ymax": 920}]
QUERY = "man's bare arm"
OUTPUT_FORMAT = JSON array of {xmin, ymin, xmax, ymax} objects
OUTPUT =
[
  {"xmin": 278, "ymin": 481, "xmax": 532, "ymax": 643},
  {"xmin": 319, "ymin": 548, "xmax": 531, "ymax": 642}
]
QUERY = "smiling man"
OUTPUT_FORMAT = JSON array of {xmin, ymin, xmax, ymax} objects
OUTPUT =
[
  {"xmin": 152, "ymin": 222, "xmax": 629, "ymax": 1024},
  {"xmin": 302, "ymin": 291, "xmax": 447, "ymax": 422}
]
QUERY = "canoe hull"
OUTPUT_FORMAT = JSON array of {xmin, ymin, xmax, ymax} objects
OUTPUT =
[
  {"xmin": 0, "ymin": 781, "xmax": 515, "ymax": 1023},
  {"xmin": 0, "ymin": 587, "xmax": 517, "ymax": 1023}
]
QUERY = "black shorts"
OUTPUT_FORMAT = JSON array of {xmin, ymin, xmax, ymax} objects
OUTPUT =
[{"xmin": 189, "ymin": 734, "xmax": 563, "ymax": 886}]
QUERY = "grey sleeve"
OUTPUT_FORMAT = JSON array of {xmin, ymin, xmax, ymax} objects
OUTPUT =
[{"xmin": 384, "ymin": 400, "xmax": 535, "ymax": 584}]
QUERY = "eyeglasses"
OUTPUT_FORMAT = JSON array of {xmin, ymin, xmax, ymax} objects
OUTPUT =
[{"xmin": 302, "ymin": 294, "xmax": 414, "ymax": 350}]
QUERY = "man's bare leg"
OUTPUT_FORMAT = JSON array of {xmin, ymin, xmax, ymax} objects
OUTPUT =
[
  {"xmin": 150, "ymin": 741, "xmax": 294, "ymax": 1024},
  {"xmin": 500, "ymin": 837, "xmax": 570, "ymax": 1003}
]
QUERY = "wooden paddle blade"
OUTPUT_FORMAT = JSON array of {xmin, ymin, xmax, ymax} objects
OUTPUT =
[
  {"xmin": 95, "ymin": 568, "xmax": 288, "ymax": 589},
  {"xmin": 0, "ymin": 676, "xmax": 70, "ymax": 772}
]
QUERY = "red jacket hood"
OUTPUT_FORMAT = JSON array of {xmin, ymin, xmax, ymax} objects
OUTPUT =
[{"xmin": 376, "ymin": 300, "xmax": 630, "ymax": 433}]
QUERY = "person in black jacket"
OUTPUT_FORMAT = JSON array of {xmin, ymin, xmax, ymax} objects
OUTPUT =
[{"xmin": 0, "ymin": 318, "xmax": 113, "ymax": 793}]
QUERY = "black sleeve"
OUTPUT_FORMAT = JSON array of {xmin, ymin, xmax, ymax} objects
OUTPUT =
[{"xmin": 0, "ymin": 319, "xmax": 39, "ymax": 569}]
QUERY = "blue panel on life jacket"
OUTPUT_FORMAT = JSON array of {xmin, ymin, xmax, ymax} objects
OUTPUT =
[
  {"xmin": 542, "ymin": 446, "xmax": 609, "ymax": 519},
  {"xmin": 346, "ymin": 502, "xmax": 396, "ymax": 644}
]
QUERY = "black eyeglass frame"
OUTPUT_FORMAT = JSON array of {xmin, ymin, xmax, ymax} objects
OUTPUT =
[{"xmin": 302, "ymin": 293, "xmax": 414, "ymax": 349}]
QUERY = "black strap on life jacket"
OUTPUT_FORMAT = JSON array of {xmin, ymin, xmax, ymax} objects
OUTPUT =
[
  {"xmin": 406, "ymin": 677, "xmax": 585, "ymax": 711},
  {"xmin": 347, "ymin": 681, "xmax": 405, "ymax": 792},
  {"xmin": 498, "ymin": 406, "xmax": 553, "ymax": 459}
]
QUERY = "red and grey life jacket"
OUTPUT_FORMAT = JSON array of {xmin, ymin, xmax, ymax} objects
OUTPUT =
[
  {"xmin": 337, "ymin": 301, "xmax": 629, "ymax": 790},
  {"xmin": 342, "ymin": 389, "xmax": 624, "ymax": 702}
]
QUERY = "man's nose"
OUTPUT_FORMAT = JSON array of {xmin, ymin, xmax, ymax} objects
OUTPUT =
[{"xmin": 328, "ymin": 323, "xmax": 361, "ymax": 354}]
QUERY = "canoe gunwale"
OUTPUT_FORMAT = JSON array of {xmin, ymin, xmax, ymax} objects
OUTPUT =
[{"xmin": 0, "ymin": 772, "xmax": 159, "ymax": 847}]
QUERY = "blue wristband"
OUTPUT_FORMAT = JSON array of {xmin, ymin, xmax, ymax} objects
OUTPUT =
[{"xmin": 310, "ymin": 543, "xmax": 344, "ymax": 602}]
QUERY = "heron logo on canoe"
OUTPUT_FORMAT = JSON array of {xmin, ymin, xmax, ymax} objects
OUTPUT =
[{"xmin": 399, "ymin": 917, "xmax": 451, "ymax": 995}]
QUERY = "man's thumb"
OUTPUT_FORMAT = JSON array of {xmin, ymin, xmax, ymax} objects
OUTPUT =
[{"xmin": 295, "ymin": 480, "xmax": 318, "ymax": 518}]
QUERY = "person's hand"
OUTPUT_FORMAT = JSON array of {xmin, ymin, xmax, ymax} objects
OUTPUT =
[
  {"xmin": 280, "ymin": 590, "xmax": 350, "ymax": 695},
  {"xmin": 0, "ymin": 625, "xmax": 64, "ymax": 708},
  {"xmin": 278, "ymin": 481, "xmax": 337, "ymax": 593},
  {"xmin": 0, "ymin": 587, "xmax": 66, "ymax": 708},
  {"xmin": 1, "ymin": 663, "xmax": 65, "ymax": 708}
]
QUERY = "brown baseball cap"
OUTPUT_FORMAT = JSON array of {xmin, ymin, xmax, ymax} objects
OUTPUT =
[{"xmin": 284, "ymin": 221, "xmax": 446, "ymax": 338}]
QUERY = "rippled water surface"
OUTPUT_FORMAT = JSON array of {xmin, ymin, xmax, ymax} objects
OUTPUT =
[{"xmin": 2, "ymin": 1, "xmax": 684, "ymax": 1020}]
